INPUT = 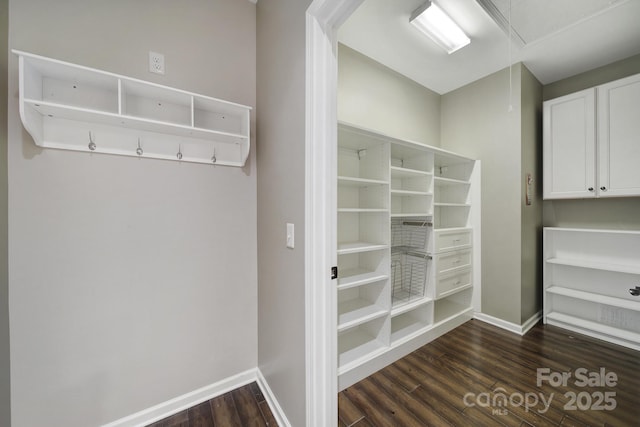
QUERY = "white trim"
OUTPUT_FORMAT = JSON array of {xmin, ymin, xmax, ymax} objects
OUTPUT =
[
  {"xmin": 304, "ymin": 1, "xmax": 363, "ymax": 427},
  {"xmin": 256, "ymin": 369, "xmax": 292, "ymax": 427},
  {"xmin": 102, "ymin": 368, "xmax": 257, "ymax": 427},
  {"xmin": 474, "ymin": 310, "xmax": 542, "ymax": 336}
]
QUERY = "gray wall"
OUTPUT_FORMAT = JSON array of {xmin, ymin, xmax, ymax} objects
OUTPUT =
[
  {"xmin": 7, "ymin": 1, "xmax": 257, "ymax": 426},
  {"xmin": 256, "ymin": 1, "xmax": 311, "ymax": 426},
  {"xmin": 543, "ymin": 54, "xmax": 640, "ymax": 231},
  {"xmin": 338, "ymin": 44, "xmax": 441, "ymax": 146},
  {"xmin": 1, "ymin": 0, "xmax": 10, "ymax": 425},
  {"xmin": 441, "ymin": 65, "xmax": 524, "ymax": 325},
  {"xmin": 520, "ymin": 66, "xmax": 543, "ymax": 323}
]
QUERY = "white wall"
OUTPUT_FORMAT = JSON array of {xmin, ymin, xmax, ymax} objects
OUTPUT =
[
  {"xmin": 256, "ymin": 1, "xmax": 312, "ymax": 426},
  {"xmin": 441, "ymin": 65, "xmax": 523, "ymax": 324},
  {"xmin": 7, "ymin": 1, "xmax": 257, "ymax": 426},
  {"xmin": 338, "ymin": 44, "xmax": 441, "ymax": 146}
]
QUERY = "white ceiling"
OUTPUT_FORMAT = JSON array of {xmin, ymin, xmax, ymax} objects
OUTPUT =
[{"xmin": 338, "ymin": 0, "xmax": 640, "ymax": 94}]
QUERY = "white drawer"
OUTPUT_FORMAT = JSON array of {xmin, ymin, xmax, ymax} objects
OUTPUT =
[
  {"xmin": 434, "ymin": 248, "xmax": 472, "ymax": 274},
  {"xmin": 434, "ymin": 229, "xmax": 472, "ymax": 252},
  {"xmin": 435, "ymin": 268, "xmax": 472, "ymax": 299}
]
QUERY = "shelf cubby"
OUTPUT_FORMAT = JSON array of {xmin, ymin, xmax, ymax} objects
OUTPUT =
[
  {"xmin": 339, "ymin": 179, "xmax": 389, "ymax": 211},
  {"xmin": 338, "ymin": 211, "xmax": 389, "ymax": 255},
  {"xmin": 338, "ymin": 250, "xmax": 389, "ymax": 290},
  {"xmin": 390, "ymin": 302, "xmax": 433, "ymax": 345},
  {"xmin": 338, "ymin": 316, "xmax": 388, "ymax": 371},
  {"xmin": 338, "ymin": 281, "xmax": 389, "ymax": 332},
  {"xmin": 434, "ymin": 288, "xmax": 473, "ymax": 324}
]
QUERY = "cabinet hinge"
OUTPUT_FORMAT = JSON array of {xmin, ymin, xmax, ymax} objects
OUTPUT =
[{"xmin": 331, "ymin": 266, "xmax": 338, "ymax": 280}]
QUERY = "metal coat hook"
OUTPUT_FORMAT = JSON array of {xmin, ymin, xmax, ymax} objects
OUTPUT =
[
  {"xmin": 136, "ymin": 138, "xmax": 143, "ymax": 156},
  {"xmin": 176, "ymin": 144, "xmax": 183, "ymax": 160},
  {"xmin": 211, "ymin": 147, "xmax": 217, "ymax": 164},
  {"xmin": 88, "ymin": 132, "xmax": 96, "ymax": 151}
]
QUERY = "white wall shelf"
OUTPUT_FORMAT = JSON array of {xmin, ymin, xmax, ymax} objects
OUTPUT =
[
  {"xmin": 15, "ymin": 50, "xmax": 251, "ymax": 167},
  {"xmin": 544, "ymin": 227, "xmax": 640, "ymax": 351},
  {"xmin": 336, "ymin": 121, "xmax": 479, "ymax": 390}
]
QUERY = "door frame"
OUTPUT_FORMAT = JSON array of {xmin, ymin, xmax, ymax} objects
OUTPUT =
[{"xmin": 305, "ymin": 1, "xmax": 363, "ymax": 426}]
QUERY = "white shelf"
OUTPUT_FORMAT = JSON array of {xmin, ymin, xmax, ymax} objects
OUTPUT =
[
  {"xmin": 547, "ymin": 286, "xmax": 640, "ymax": 312},
  {"xmin": 338, "ymin": 242, "xmax": 388, "ymax": 255},
  {"xmin": 338, "ymin": 327, "xmax": 387, "ymax": 371},
  {"xmin": 338, "ymin": 299, "xmax": 388, "ymax": 332},
  {"xmin": 545, "ymin": 312, "xmax": 640, "ymax": 345},
  {"xmin": 338, "ymin": 208, "xmax": 388, "ymax": 213},
  {"xmin": 15, "ymin": 50, "xmax": 251, "ymax": 167},
  {"xmin": 390, "ymin": 314, "xmax": 432, "ymax": 345},
  {"xmin": 391, "ymin": 213, "xmax": 432, "ymax": 218},
  {"xmin": 546, "ymin": 257, "xmax": 640, "ymax": 275},
  {"xmin": 390, "ymin": 166, "xmax": 432, "ymax": 178},
  {"xmin": 391, "ymin": 189, "xmax": 432, "ymax": 196},
  {"xmin": 434, "ymin": 176, "xmax": 470, "ymax": 186},
  {"xmin": 391, "ymin": 297, "xmax": 432, "ymax": 317},
  {"xmin": 338, "ymin": 176, "xmax": 389, "ymax": 187},
  {"xmin": 434, "ymin": 202, "xmax": 471, "ymax": 207},
  {"xmin": 338, "ymin": 269, "xmax": 388, "ymax": 290}
]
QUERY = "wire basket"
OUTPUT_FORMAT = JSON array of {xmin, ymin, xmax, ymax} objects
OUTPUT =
[
  {"xmin": 391, "ymin": 252, "xmax": 429, "ymax": 307},
  {"xmin": 391, "ymin": 218, "xmax": 430, "ymax": 251}
]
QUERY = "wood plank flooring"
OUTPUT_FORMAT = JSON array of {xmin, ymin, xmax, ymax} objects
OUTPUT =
[
  {"xmin": 339, "ymin": 319, "xmax": 640, "ymax": 426},
  {"xmin": 147, "ymin": 382, "xmax": 277, "ymax": 426}
]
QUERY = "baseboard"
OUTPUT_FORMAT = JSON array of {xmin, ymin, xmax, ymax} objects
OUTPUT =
[
  {"xmin": 256, "ymin": 368, "xmax": 292, "ymax": 427},
  {"xmin": 474, "ymin": 310, "xmax": 542, "ymax": 336},
  {"xmin": 102, "ymin": 368, "xmax": 258, "ymax": 427}
]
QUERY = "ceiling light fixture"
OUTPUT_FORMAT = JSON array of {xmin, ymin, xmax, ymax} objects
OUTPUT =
[{"xmin": 410, "ymin": 1, "xmax": 471, "ymax": 54}]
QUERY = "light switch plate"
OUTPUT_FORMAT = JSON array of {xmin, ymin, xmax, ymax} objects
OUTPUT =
[{"xmin": 286, "ymin": 223, "xmax": 295, "ymax": 249}]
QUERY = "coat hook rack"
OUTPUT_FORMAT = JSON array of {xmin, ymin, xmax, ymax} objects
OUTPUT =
[
  {"xmin": 136, "ymin": 138, "xmax": 143, "ymax": 156},
  {"xmin": 88, "ymin": 132, "xmax": 96, "ymax": 151}
]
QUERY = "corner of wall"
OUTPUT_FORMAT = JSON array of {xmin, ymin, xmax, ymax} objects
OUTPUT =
[{"xmin": 1, "ymin": 0, "xmax": 11, "ymax": 424}]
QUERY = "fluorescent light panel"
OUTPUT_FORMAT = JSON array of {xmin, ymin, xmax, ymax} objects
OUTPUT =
[{"xmin": 410, "ymin": 1, "xmax": 470, "ymax": 54}]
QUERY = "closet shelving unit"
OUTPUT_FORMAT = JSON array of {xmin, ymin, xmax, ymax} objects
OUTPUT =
[
  {"xmin": 543, "ymin": 228, "xmax": 640, "ymax": 351},
  {"xmin": 14, "ymin": 50, "xmax": 251, "ymax": 167},
  {"xmin": 337, "ymin": 122, "xmax": 479, "ymax": 389}
]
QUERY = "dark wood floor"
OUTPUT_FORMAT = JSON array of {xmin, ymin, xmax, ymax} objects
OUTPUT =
[
  {"xmin": 339, "ymin": 319, "xmax": 640, "ymax": 426},
  {"xmin": 147, "ymin": 319, "xmax": 639, "ymax": 427},
  {"xmin": 147, "ymin": 382, "xmax": 277, "ymax": 426}
]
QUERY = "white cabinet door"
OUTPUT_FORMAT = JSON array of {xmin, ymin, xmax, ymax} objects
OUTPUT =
[
  {"xmin": 597, "ymin": 74, "xmax": 640, "ymax": 197},
  {"xmin": 543, "ymin": 88, "xmax": 596, "ymax": 199}
]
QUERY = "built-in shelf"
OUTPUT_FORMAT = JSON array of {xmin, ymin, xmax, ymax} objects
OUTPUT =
[
  {"xmin": 434, "ymin": 203, "xmax": 471, "ymax": 207},
  {"xmin": 336, "ymin": 121, "xmax": 478, "ymax": 390},
  {"xmin": 547, "ymin": 286, "xmax": 640, "ymax": 312},
  {"xmin": 545, "ymin": 312, "xmax": 640, "ymax": 348},
  {"xmin": 338, "ymin": 176, "xmax": 389, "ymax": 186},
  {"xmin": 546, "ymin": 257, "xmax": 640, "ymax": 275},
  {"xmin": 15, "ymin": 50, "xmax": 251, "ymax": 167},
  {"xmin": 338, "ymin": 269, "xmax": 388, "ymax": 290},
  {"xmin": 434, "ymin": 176, "xmax": 470, "ymax": 186},
  {"xmin": 338, "ymin": 242, "xmax": 389, "ymax": 255},
  {"xmin": 544, "ymin": 227, "xmax": 640, "ymax": 351},
  {"xmin": 338, "ymin": 300, "xmax": 388, "ymax": 332},
  {"xmin": 390, "ymin": 166, "xmax": 433, "ymax": 178}
]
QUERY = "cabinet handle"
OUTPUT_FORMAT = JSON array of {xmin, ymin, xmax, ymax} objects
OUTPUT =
[
  {"xmin": 630, "ymin": 286, "xmax": 640, "ymax": 297},
  {"xmin": 600, "ymin": 186, "xmax": 607, "ymax": 191},
  {"xmin": 588, "ymin": 187, "xmax": 594, "ymax": 192}
]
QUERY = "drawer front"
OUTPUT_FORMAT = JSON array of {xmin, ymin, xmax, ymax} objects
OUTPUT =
[
  {"xmin": 435, "ymin": 249, "xmax": 472, "ymax": 274},
  {"xmin": 435, "ymin": 269, "xmax": 472, "ymax": 299},
  {"xmin": 434, "ymin": 229, "xmax": 472, "ymax": 252}
]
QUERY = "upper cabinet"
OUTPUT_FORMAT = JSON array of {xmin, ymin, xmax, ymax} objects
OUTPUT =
[
  {"xmin": 543, "ymin": 73, "xmax": 640, "ymax": 199},
  {"xmin": 14, "ymin": 50, "xmax": 251, "ymax": 167}
]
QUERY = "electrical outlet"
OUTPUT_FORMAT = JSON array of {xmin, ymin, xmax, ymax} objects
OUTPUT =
[{"xmin": 149, "ymin": 51, "xmax": 165, "ymax": 75}]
